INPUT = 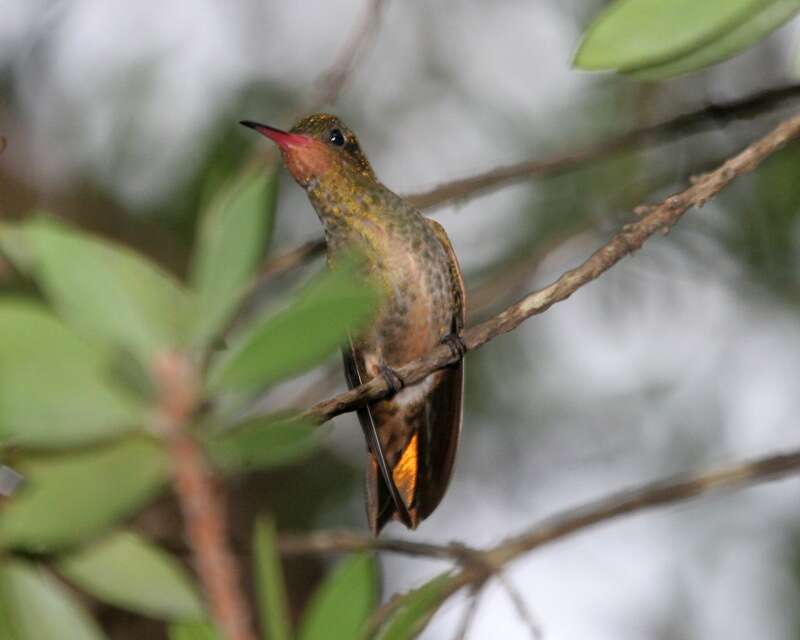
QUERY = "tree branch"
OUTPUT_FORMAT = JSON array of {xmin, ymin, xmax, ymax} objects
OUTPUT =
[
  {"xmin": 153, "ymin": 353, "xmax": 256, "ymax": 640},
  {"xmin": 311, "ymin": 0, "xmax": 386, "ymax": 108},
  {"xmin": 298, "ymin": 112, "xmax": 800, "ymax": 425}
]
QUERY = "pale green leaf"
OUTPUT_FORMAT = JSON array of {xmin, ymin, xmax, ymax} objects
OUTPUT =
[
  {"xmin": 209, "ymin": 258, "xmax": 379, "ymax": 392},
  {"xmin": 254, "ymin": 518, "xmax": 292, "ymax": 640},
  {"xmin": 574, "ymin": 0, "xmax": 768, "ymax": 71},
  {"xmin": 373, "ymin": 574, "xmax": 452, "ymax": 640},
  {"xmin": 0, "ymin": 438, "xmax": 168, "ymax": 552},
  {"xmin": 629, "ymin": 0, "xmax": 800, "ymax": 79},
  {"xmin": 169, "ymin": 622, "xmax": 221, "ymax": 640},
  {"xmin": 298, "ymin": 554, "xmax": 378, "ymax": 640},
  {"xmin": 0, "ymin": 217, "xmax": 190, "ymax": 360},
  {"xmin": 191, "ymin": 169, "xmax": 278, "ymax": 345},
  {"xmin": 0, "ymin": 560, "xmax": 107, "ymax": 640},
  {"xmin": 0, "ymin": 299, "xmax": 144, "ymax": 448},
  {"xmin": 208, "ymin": 416, "xmax": 320, "ymax": 473},
  {"xmin": 57, "ymin": 530, "xmax": 204, "ymax": 621}
]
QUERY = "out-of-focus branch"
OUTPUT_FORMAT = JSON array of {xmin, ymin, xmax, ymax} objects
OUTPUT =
[
  {"xmin": 311, "ymin": 0, "xmax": 387, "ymax": 108},
  {"xmin": 253, "ymin": 239, "xmax": 326, "ymax": 287},
  {"xmin": 281, "ymin": 447, "xmax": 800, "ymax": 634},
  {"xmin": 406, "ymin": 83, "xmax": 800, "ymax": 210},
  {"xmin": 153, "ymin": 353, "xmax": 256, "ymax": 640},
  {"xmin": 297, "ymin": 112, "xmax": 800, "ymax": 425},
  {"xmin": 255, "ymin": 83, "xmax": 800, "ymax": 284}
]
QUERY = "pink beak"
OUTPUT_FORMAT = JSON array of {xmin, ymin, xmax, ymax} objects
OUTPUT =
[{"xmin": 240, "ymin": 121, "xmax": 312, "ymax": 150}]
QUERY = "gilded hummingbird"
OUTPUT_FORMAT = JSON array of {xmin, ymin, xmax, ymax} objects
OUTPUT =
[{"xmin": 241, "ymin": 114, "xmax": 465, "ymax": 535}]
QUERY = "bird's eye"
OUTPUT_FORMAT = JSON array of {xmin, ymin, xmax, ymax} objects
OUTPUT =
[{"xmin": 328, "ymin": 128, "xmax": 345, "ymax": 146}]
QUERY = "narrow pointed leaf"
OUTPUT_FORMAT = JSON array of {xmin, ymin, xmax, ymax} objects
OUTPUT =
[
  {"xmin": 0, "ymin": 217, "xmax": 190, "ymax": 360},
  {"xmin": 629, "ymin": 0, "xmax": 800, "ymax": 79},
  {"xmin": 574, "ymin": 0, "xmax": 768, "ymax": 71},
  {"xmin": 372, "ymin": 574, "xmax": 452, "ymax": 640},
  {"xmin": 0, "ymin": 438, "xmax": 167, "ymax": 552},
  {"xmin": 0, "ymin": 299, "xmax": 144, "ymax": 448},
  {"xmin": 209, "ymin": 258, "xmax": 379, "ymax": 392},
  {"xmin": 191, "ymin": 169, "xmax": 278, "ymax": 345},
  {"xmin": 253, "ymin": 518, "xmax": 292, "ymax": 640},
  {"xmin": 57, "ymin": 530, "xmax": 204, "ymax": 621},
  {"xmin": 298, "ymin": 553, "xmax": 378, "ymax": 640},
  {"xmin": 209, "ymin": 416, "xmax": 320, "ymax": 473},
  {"xmin": 0, "ymin": 560, "xmax": 107, "ymax": 640}
]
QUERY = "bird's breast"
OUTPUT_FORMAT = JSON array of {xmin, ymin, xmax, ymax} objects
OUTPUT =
[{"xmin": 365, "ymin": 228, "xmax": 454, "ymax": 369}]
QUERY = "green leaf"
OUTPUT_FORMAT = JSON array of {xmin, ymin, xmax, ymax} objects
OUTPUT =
[
  {"xmin": 298, "ymin": 554, "xmax": 378, "ymax": 640},
  {"xmin": 169, "ymin": 622, "xmax": 221, "ymax": 640},
  {"xmin": 629, "ymin": 0, "xmax": 800, "ymax": 79},
  {"xmin": 372, "ymin": 574, "xmax": 452, "ymax": 640},
  {"xmin": 574, "ymin": 0, "xmax": 769, "ymax": 71},
  {"xmin": 0, "ymin": 438, "xmax": 168, "ymax": 552},
  {"xmin": 0, "ymin": 217, "xmax": 190, "ymax": 360},
  {"xmin": 253, "ymin": 518, "xmax": 292, "ymax": 640},
  {"xmin": 191, "ymin": 169, "xmax": 279, "ymax": 345},
  {"xmin": 57, "ymin": 530, "xmax": 204, "ymax": 622},
  {"xmin": 208, "ymin": 416, "xmax": 320, "ymax": 473},
  {"xmin": 0, "ymin": 299, "xmax": 144, "ymax": 448},
  {"xmin": 209, "ymin": 257, "xmax": 379, "ymax": 392},
  {"xmin": 0, "ymin": 559, "xmax": 107, "ymax": 640}
]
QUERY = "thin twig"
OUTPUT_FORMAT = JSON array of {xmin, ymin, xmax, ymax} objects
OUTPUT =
[
  {"xmin": 312, "ymin": 0, "xmax": 386, "ymax": 109},
  {"xmin": 153, "ymin": 353, "xmax": 256, "ymax": 640},
  {"xmin": 296, "ymin": 112, "xmax": 800, "ymax": 425},
  {"xmin": 451, "ymin": 585, "xmax": 485, "ymax": 640},
  {"xmin": 253, "ymin": 239, "xmax": 325, "ymax": 288},
  {"xmin": 495, "ymin": 573, "xmax": 542, "ymax": 640}
]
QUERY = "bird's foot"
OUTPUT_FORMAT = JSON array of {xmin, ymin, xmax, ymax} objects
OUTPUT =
[
  {"xmin": 441, "ymin": 332, "xmax": 467, "ymax": 362},
  {"xmin": 379, "ymin": 365, "xmax": 404, "ymax": 396}
]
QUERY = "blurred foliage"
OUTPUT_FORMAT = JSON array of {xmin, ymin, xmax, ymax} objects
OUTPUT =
[
  {"xmin": 722, "ymin": 143, "xmax": 800, "ymax": 299},
  {"xmin": 575, "ymin": 0, "xmax": 800, "ymax": 78},
  {"xmin": 0, "ymin": 160, "xmax": 381, "ymax": 637}
]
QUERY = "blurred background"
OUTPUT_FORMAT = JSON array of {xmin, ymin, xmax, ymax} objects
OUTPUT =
[{"xmin": 2, "ymin": 1, "xmax": 800, "ymax": 638}]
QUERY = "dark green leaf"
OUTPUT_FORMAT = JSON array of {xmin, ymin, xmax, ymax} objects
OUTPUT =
[
  {"xmin": 574, "ymin": 0, "xmax": 767, "ymax": 71},
  {"xmin": 191, "ymin": 169, "xmax": 279, "ymax": 345},
  {"xmin": 57, "ymin": 530, "xmax": 204, "ymax": 621},
  {"xmin": 0, "ymin": 438, "xmax": 168, "ymax": 552},
  {"xmin": 209, "ymin": 258, "xmax": 379, "ymax": 392},
  {"xmin": 0, "ymin": 559, "xmax": 107, "ymax": 640},
  {"xmin": 169, "ymin": 622, "xmax": 221, "ymax": 640},
  {"xmin": 373, "ymin": 573, "xmax": 452, "ymax": 640},
  {"xmin": 0, "ymin": 217, "xmax": 190, "ymax": 360},
  {"xmin": 208, "ymin": 416, "xmax": 320, "ymax": 473},
  {"xmin": 253, "ymin": 518, "xmax": 292, "ymax": 640},
  {"xmin": 629, "ymin": 0, "xmax": 800, "ymax": 79},
  {"xmin": 0, "ymin": 299, "xmax": 144, "ymax": 448},
  {"xmin": 298, "ymin": 553, "xmax": 378, "ymax": 640}
]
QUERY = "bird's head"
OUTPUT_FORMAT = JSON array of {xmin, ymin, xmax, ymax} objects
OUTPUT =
[{"xmin": 241, "ymin": 113, "xmax": 376, "ymax": 188}]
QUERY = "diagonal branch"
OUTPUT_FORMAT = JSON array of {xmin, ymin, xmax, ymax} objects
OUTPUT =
[
  {"xmin": 298, "ymin": 112, "xmax": 800, "ymax": 425},
  {"xmin": 312, "ymin": 0, "xmax": 387, "ymax": 109}
]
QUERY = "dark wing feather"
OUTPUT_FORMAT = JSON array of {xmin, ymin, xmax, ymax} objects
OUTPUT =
[
  {"xmin": 417, "ymin": 219, "xmax": 466, "ymax": 520},
  {"xmin": 341, "ymin": 339, "xmax": 412, "ymax": 533}
]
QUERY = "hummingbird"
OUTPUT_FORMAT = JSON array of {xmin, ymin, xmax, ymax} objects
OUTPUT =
[{"xmin": 241, "ymin": 114, "xmax": 465, "ymax": 535}]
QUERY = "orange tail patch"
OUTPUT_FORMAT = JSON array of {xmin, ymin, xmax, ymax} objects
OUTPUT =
[{"xmin": 392, "ymin": 432, "xmax": 419, "ymax": 516}]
